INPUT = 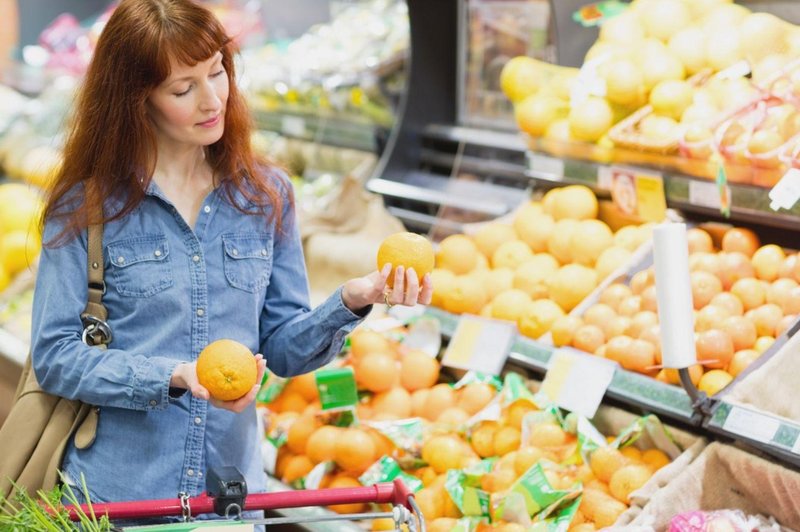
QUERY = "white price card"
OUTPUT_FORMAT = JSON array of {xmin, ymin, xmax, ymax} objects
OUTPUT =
[
  {"xmin": 541, "ymin": 347, "xmax": 616, "ymax": 419},
  {"xmin": 528, "ymin": 153, "xmax": 565, "ymax": 181},
  {"xmin": 281, "ymin": 115, "xmax": 306, "ymax": 137},
  {"xmin": 441, "ymin": 315, "xmax": 515, "ymax": 376},
  {"xmin": 689, "ymin": 179, "xmax": 729, "ymax": 210},
  {"xmin": 722, "ymin": 406, "xmax": 780, "ymax": 444},
  {"xmin": 769, "ymin": 168, "xmax": 800, "ymax": 211},
  {"xmin": 792, "ymin": 433, "xmax": 800, "ymax": 455},
  {"xmin": 597, "ymin": 166, "xmax": 614, "ymax": 191}
]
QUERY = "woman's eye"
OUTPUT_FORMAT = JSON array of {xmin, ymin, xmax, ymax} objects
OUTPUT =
[
  {"xmin": 211, "ymin": 70, "xmax": 225, "ymax": 78},
  {"xmin": 174, "ymin": 86, "xmax": 191, "ymax": 97}
]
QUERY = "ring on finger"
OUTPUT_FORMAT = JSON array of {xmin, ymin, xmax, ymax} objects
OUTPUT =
[{"xmin": 383, "ymin": 292, "xmax": 394, "ymax": 309}]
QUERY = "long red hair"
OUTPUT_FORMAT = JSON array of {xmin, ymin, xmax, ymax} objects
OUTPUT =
[{"xmin": 44, "ymin": 0, "xmax": 286, "ymax": 244}]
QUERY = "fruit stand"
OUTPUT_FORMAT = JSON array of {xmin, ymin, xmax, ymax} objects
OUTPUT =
[{"xmin": 5, "ymin": 0, "xmax": 800, "ymax": 531}]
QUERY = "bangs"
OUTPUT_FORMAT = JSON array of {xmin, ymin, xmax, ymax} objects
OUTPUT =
[{"xmin": 152, "ymin": 10, "xmax": 231, "ymax": 82}]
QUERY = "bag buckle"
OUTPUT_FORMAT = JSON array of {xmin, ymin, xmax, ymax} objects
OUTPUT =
[{"xmin": 81, "ymin": 315, "xmax": 113, "ymax": 346}]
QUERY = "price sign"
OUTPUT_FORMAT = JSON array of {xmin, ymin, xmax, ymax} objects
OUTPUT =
[
  {"xmin": 689, "ymin": 179, "xmax": 730, "ymax": 210},
  {"xmin": 769, "ymin": 168, "xmax": 800, "ymax": 211},
  {"xmin": 608, "ymin": 166, "xmax": 667, "ymax": 222},
  {"xmin": 441, "ymin": 316, "xmax": 515, "ymax": 376},
  {"xmin": 540, "ymin": 347, "xmax": 616, "ymax": 419},
  {"xmin": 722, "ymin": 406, "xmax": 780, "ymax": 444},
  {"xmin": 315, "ymin": 367, "xmax": 358, "ymax": 411}
]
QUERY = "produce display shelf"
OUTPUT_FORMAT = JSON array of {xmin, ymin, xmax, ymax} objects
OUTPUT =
[
  {"xmin": 252, "ymin": 108, "xmax": 388, "ymax": 153},
  {"xmin": 423, "ymin": 306, "xmax": 699, "ymax": 425},
  {"xmin": 263, "ymin": 476, "xmax": 363, "ymax": 532},
  {"xmin": 704, "ymin": 402, "xmax": 800, "ymax": 470}
]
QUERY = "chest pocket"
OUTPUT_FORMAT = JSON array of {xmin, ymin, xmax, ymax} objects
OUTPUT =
[
  {"xmin": 222, "ymin": 232, "xmax": 273, "ymax": 293},
  {"xmin": 107, "ymin": 234, "xmax": 173, "ymax": 297}
]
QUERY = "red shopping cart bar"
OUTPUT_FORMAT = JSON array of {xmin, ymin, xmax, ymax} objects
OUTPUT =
[{"xmin": 66, "ymin": 479, "xmax": 415, "ymax": 522}]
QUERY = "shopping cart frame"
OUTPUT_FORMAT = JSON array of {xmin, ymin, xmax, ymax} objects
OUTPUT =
[{"xmin": 64, "ymin": 478, "xmax": 425, "ymax": 531}]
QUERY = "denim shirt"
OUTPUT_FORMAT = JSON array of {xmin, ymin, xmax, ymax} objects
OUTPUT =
[{"xmin": 30, "ymin": 176, "xmax": 367, "ymax": 505}]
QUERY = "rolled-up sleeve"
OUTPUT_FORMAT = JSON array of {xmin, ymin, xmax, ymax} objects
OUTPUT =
[
  {"xmin": 31, "ymin": 219, "xmax": 181, "ymax": 410},
  {"xmin": 258, "ymin": 187, "xmax": 369, "ymax": 377}
]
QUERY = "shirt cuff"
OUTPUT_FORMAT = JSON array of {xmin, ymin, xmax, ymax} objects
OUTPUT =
[
  {"xmin": 333, "ymin": 286, "xmax": 373, "ymax": 322},
  {"xmin": 132, "ymin": 357, "xmax": 183, "ymax": 411}
]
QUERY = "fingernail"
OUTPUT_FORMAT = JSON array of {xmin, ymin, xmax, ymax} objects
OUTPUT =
[{"xmin": 407, "ymin": 267, "xmax": 416, "ymax": 277}]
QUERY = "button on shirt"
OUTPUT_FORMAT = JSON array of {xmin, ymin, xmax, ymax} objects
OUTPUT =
[{"xmin": 31, "ymin": 176, "xmax": 367, "ymax": 505}]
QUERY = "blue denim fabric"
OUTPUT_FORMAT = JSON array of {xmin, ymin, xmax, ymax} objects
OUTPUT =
[{"xmin": 33, "ymin": 175, "xmax": 367, "ymax": 517}]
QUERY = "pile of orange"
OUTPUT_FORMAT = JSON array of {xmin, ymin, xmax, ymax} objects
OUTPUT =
[
  {"xmin": 554, "ymin": 225, "xmax": 797, "ymax": 395},
  {"xmin": 428, "ymin": 185, "xmax": 653, "ymax": 342}
]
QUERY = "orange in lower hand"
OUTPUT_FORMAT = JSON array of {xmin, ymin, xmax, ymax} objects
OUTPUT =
[{"xmin": 196, "ymin": 339, "xmax": 257, "ymax": 401}]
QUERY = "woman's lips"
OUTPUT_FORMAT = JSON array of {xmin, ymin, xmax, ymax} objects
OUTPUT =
[{"xmin": 197, "ymin": 114, "xmax": 221, "ymax": 128}]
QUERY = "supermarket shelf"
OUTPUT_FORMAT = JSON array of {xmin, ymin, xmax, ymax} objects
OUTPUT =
[
  {"xmin": 0, "ymin": 327, "xmax": 27, "ymax": 368},
  {"xmin": 415, "ymin": 124, "xmax": 800, "ymax": 230},
  {"xmin": 252, "ymin": 108, "xmax": 389, "ymax": 153},
  {"xmin": 264, "ymin": 476, "xmax": 363, "ymax": 532},
  {"xmin": 705, "ymin": 402, "xmax": 800, "ymax": 470},
  {"xmin": 423, "ymin": 307, "xmax": 700, "ymax": 425}
]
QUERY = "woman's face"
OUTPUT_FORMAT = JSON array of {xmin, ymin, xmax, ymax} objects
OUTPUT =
[{"xmin": 148, "ymin": 51, "xmax": 229, "ymax": 150}]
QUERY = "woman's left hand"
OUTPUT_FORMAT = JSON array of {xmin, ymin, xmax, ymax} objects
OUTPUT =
[{"xmin": 342, "ymin": 263, "xmax": 433, "ymax": 313}]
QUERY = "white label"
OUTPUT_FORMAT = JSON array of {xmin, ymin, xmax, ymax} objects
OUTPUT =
[
  {"xmin": 528, "ymin": 153, "xmax": 565, "ymax": 181},
  {"xmin": 441, "ymin": 315, "xmax": 515, "ymax": 376},
  {"xmin": 769, "ymin": 168, "xmax": 800, "ymax": 211},
  {"xmin": 261, "ymin": 440, "xmax": 278, "ymax": 475},
  {"xmin": 597, "ymin": 166, "xmax": 614, "ymax": 191},
  {"xmin": 723, "ymin": 406, "xmax": 780, "ymax": 444},
  {"xmin": 791, "ymin": 434, "xmax": 800, "ymax": 454},
  {"xmin": 401, "ymin": 316, "xmax": 442, "ymax": 358},
  {"xmin": 716, "ymin": 60, "xmax": 752, "ymax": 80},
  {"xmin": 281, "ymin": 115, "xmax": 306, "ymax": 137},
  {"xmin": 541, "ymin": 347, "xmax": 616, "ymax": 419},
  {"xmin": 689, "ymin": 180, "xmax": 724, "ymax": 209},
  {"xmin": 304, "ymin": 461, "xmax": 331, "ymax": 490}
]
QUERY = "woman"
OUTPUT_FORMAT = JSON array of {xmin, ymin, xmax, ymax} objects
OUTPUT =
[{"xmin": 30, "ymin": 0, "xmax": 432, "ymax": 526}]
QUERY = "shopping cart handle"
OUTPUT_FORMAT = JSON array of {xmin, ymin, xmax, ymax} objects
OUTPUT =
[{"xmin": 65, "ymin": 480, "xmax": 416, "ymax": 521}]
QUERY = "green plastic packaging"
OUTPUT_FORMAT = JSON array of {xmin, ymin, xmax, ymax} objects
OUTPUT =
[
  {"xmin": 358, "ymin": 455, "xmax": 423, "ymax": 493},
  {"xmin": 493, "ymin": 462, "xmax": 575, "ymax": 522},
  {"xmin": 315, "ymin": 367, "xmax": 359, "ymax": 411},
  {"xmin": 445, "ymin": 459, "xmax": 495, "ymax": 517}
]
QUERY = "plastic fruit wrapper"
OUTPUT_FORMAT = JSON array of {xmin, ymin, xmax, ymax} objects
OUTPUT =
[
  {"xmin": 364, "ymin": 417, "xmax": 426, "ymax": 460},
  {"xmin": 359, "ymin": 455, "xmax": 423, "ymax": 493},
  {"xmin": 669, "ymin": 509, "xmax": 783, "ymax": 532}
]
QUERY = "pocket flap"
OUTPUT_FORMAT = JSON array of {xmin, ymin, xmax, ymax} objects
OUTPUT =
[
  {"xmin": 222, "ymin": 233, "xmax": 271, "ymax": 260},
  {"xmin": 107, "ymin": 235, "xmax": 170, "ymax": 267}
]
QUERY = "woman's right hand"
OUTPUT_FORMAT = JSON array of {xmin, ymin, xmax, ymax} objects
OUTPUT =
[{"xmin": 170, "ymin": 354, "xmax": 265, "ymax": 413}]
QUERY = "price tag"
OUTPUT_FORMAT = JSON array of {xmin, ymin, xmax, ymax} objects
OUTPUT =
[
  {"xmin": 769, "ymin": 168, "xmax": 800, "ymax": 211},
  {"xmin": 634, "ymin": 171, "xmax": 667, "ymax": 222},
  {"xmin": 689, "ymin": 179, "xmax": 729, "ymax": 210},
  {"xmin": 315, "ymin": 367, "xmax": 358, "ymax": 411},
  {"xmin": 528, "ymin": 153, "xmax": 565, "ymax": 181},
  {"xmin": 597, "ymin": 166, "xmax": 614, "ymax": 191},
  {"xmin": 540, "ymin": 347, "xmax": 616, "ymax": 419},
  {"xmin": 281, "ymin": 115, "xmax": 306, "ymax": 137},
  {"xmin": 722, "ymin": 406, "xmax": 780, "ymax": 444},
  {"xmin": 441, "ymin": 316, "xmax": 515, "ymax": 376}
]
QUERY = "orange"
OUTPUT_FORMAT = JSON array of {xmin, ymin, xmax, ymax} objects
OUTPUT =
[
  {"xmin": 428, "ymin": 519, "xmax": 460, "ymax": 532},
  {"xmin": 618, "ymin": 295, "xmax": 643, "ymax": 317},
  {"xmin": 430, "ymin": 268, "xmax": 457, "ymax": 308},
  {"xmin": 422, "ymin": 435, "xmax": 464, "ymax": 474},
  {"xmin": 196, "ymin": 339, "xmax": 257, "ymax": 401},
  {"xmin": 750, "ymin": 303, "xmax": 783, "ymax": 337},
  {"xmin": 550, "ymin": 315, "xmax": 584, "ymax": 347},
  {"xmin": 590, "ymin": 447, "xmax": 627, "ymax": 483},
  {"xmin": 780, "ymin": 253, "xmax": 798, "ymax": 278},
  {"xmin": 548, "ymin": 264, "xmax": 598, "ymax": 312},
  {"xmin": 752, "ymin": 244, "xmax": 786, "ymax": 281},
  {"xmin": 493, "ymin": 426, "xmax": 522, "ymax": 456},
  {"xmin": 718, "ymin": 252, "xmax": 756, "ymax": 290},
  {"xmin": 580, "ymin": 488, "xmax": 627, "ymax": 528},
  {"xmin": 777, "ymin": 314, "xmax": 797, "ymax": 337},
  {"xmin": 690, "ymin": 271, "xmax": 723, "ymax": 309},
  {"xmin": 470, "ymin": 421, "xmax": 498, "ymax": 457},
  {"xmin": 356, "ymin": 353, "xmax": 397, "ymax": 393},
  {"xmin": 514, "ymin": 210, "xmax": 555, "ymax": 253},
  {"xmin": 613, "ymin": 338, "xmax": 656, "ymax": 373},
  {"xmin": 423, "ymin": 384, "xmax": 457, "ymax": 421},
  {"xmin": 528, "ymin": 423, "xmax": 568, "ymax": 448},
  {"xmin": 372, "ymin": 387, "xmax": 412, "ymax": 418},
  {"xmin": 697, "ymin": 369, "xmax": 733, "ymax": 396},
  {"xmin": 728, "ymin": 349, "xmax": 760, "ymax": 377},
  {"xmin": 620, "ymin": 446, "xmax": 643, "ymax": 462},
  {"xmin": 377, "ymin": 232, "xmax": 435, "ymax": 288},
  {"xmin": 480, "ymin": 468, "xmax": 516, "ymax": 493},
  {"xmin": 492, "ymin": 240, "xmax": 534, "ymax": 270},
  {"xmin": 491, "ymin": 289, "xmax": 533, "ymax": 322},
  {"xmin": 596, "ymin": 246, "xmax": 634, "ymax": 280},
  {"xmin": 278, "ymin": 391, "xmax": 308, "ymax": 414},
  {"xmin": 629, "ymin": 269, "xmax": 655, "ymax": 295},
  {"xmin": 782, "ymin": 286, "xmax": 800, "ymax": 315},
  {"xmin": 547, "ymin": 219, "xmax": 581, "ymax": 264},
  {"xmin": 731, "ymin": 278, "xmax": 766, "ymax": 311},
  {"xmin": 571, "ymin": 219, "xmax": 614, "ymax": 266},
  {"xmin": 663, "ymin": 364, "xmax": 703, "ymax": 386},
  {"xmin": 584, "ymin": 303, "xmax": 617, "ymax": 328},
  {"xmin": 513, "ymin": 254, "xmax": 559, "ymax": 298},
  {"xmin": 687, "ymin": 228, "xmax": 714, "ymax": 253},
  {"xmin": 601, "ymin": 316, "xmax": 632, "ymax": 340},
  {"xmin": 400, "ymin": 349, "xmax": 440, "ymax": 391},
  {"xmin": 437, "ymin": 234, "xmax": 480, "ymax": 274},
  {"xmin": 456, "ymin": 382, "xmax": 495, "ymax": 415},
  {"xmin": 696, "ymin": 329, "xmax": 735, "ymax": 369},
  {"xmin": 306, "ymin": 425, "xmax": 341, "ymax": 464},
  {"xmin": 486, "ymin": 267, "xmax": 515, "ymax": 299},
  {"xmin": 641, "ymin": 448, "xmax": 670, "ymax": 470},
  {"xmin": 722, "ymin": 227, "xmax": 760, "ymax": 257},
  {"xmin": 614, "ymin": 225, "xmax": 642, "ymax": 252},
  {"xmin": 638, "ymin": 324, "xmax": 662, "ymax": 363},
  {"xmin": 443, "ymin": 276, "xmax": 488, "ymax": 314},
  {"xmin": 410, "ymin": 389, "xmax": 430, "ymax": 418},
  {"xmin": 754, "ymin": 336, "xmax": 776, "ymax": 354},
  {"xmin": 505, "ymin": 399, "xmax": 537, "ymax": 429},
  {"xmin": 436, "ymin": 407, "xmax": 470, "ymax": 426},
  {"xmin": 609, "ymin": 464, "xmax": 653, "ymax": 503},
  {"xmin": 695, "ymin": 305, "xmax": 731, "ymax": 333},
  {"xmin": 721, "ymin": 316, "xmax": 757, "ymax": 351},
  {"xmin": 349, "ymin": 330, "xmax": 393, "ymax": 361},
  {"xmin": 627, "ymin": 311, "xmax": 659, "ymax": 338},
  {"xmin": 710, "ymin": 292, "xmax": 744, "ymax": 316},
  {"xmin": 599, "ymin": 283, "xmax": 634, "ymax": 311},
  {"xmin": 282, "ymin": 455, "xmax": 314, "ymax": 483},
  {"xmin": 286, "ymin": 414, "xmax": 321, "ymax": 455},
  {"xmin": 518, "ymin": 298, "xmax": 565, "ymax": 339},
  {"xmin": 473, "ymin": 223, "xmax": 517, "ymax": 259},
  {"xmin": 767, "ymin": 278, "xmax": 799, "ymax": 309},
  {"xmin": 572, "ymin": 324, "xmax": 606, "ymax": 355},
  {"xmin": 287, "ymin": 372, "xmax": 319, "ymax": 402},
  {"xmin": 335, "ymin": 429, "xmax": 377, "ymax": 473},
  {"xmin": 328, "ymin": 475, "xmax": 368, "ymax": 514},
  {"xmin": 549, "ymin": 185, "xmax": 599, "ymax": 221},
  {"xmin": 514, "ymin": 446, "xmax": 545, "ymax": 477},
  {"xmin": 690, "ymin": 252, "xmax": 722, "ymax": 277}
]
